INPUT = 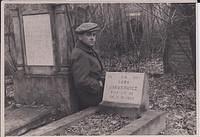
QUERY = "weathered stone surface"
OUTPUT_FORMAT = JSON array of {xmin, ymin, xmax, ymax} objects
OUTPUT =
[
  {"xmin": 24, "ymin": 107, "xmax": 167, "ymax": 135},
  {"xmin": 168, "ymin": 35, "xmax": 193, "ymax": 74},
  {"xmin": 12, "ymin": 4, "xmax": 78, "ymax": 114},
  {"xmin": 103, "ymin": 72, "xmax": 145, "ymax": 104},
  {"xmin": 24, "ymin": 107, "xmax": 99, "ymax": 136},
  {"xmin": 13, "ymin": 72, "xmax": 78, "ymax": 114},
  {"xmin": 5, "ymin": 106, "xmax": 53, "ymax": 136},
  {"xmin": 99, "ymin": 102, "xmax": 142, "ymax": 119},
  {"xmin": 112, "ymin": 110, "xmax": 167, "ymax": 135},
  {"xmin": 23, "ymin": 14, "xmax": 54, "ymax": 66},
  {"xmin": 100, "ymin": 72, "xmax": 149, "ymax": 118}
]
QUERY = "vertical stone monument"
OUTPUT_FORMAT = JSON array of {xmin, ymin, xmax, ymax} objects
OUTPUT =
[
  {"xmin": 11, "ymin": 5, "xmax": 78, "ymax": 114},
  {"xmin": 6, "ymin": 5, "xmax": 79, "ymax": 135},
  {"xmin": 100, "ymin": 72, "xmax": 149, "ymax": 119}
]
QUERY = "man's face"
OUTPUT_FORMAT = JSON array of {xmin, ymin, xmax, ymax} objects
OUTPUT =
[{"xmin": 78, "ymin": 31, "xmax": 97, "ymax": 47}]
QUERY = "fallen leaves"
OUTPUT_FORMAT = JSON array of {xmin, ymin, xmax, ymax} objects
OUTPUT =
[
  {"xmin": 104, "ymin": 56, "xmax": 196, "ymax": 135},
  {"xmin": 104, "ymin": 56, "xmax": 164, "ymax": 74},
  {"xmin": 5, "ymin": 56, "xmax": 196, "ymax": 135},
  {"xmin": 62, "ymin": 112, "xmax": 130, "ymax": 135},
  {"xmin": 148, "ymin": 74, "xmax": 196, "ymax": 135}
]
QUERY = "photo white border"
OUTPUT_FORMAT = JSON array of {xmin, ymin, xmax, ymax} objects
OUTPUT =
[
  {"xmin": 1, "ymin": 0, "xmax": 197, "ymax": 3},
  {"xmin": 1, "ymin": 0, "xmax": 199, "ymax": 137},
  {"xmin": 1, "ymin": 1, "xmax": 5, "ymax": 137},
  {"xmin": 196, "ymin": 3, "xmax": 200, "ymax": 136}
]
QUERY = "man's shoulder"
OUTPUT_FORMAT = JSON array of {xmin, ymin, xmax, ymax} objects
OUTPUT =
[
  {"xmin": 71, "ymin": 47, "xmax": 85, "ymax": 59},
  {"xmin": 72, "ymin": 47, "xmax": 83, "ymax": 54}
]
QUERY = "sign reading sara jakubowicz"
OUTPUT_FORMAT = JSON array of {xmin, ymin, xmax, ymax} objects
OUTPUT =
[{"xmin": 103, "ymin": 72, "xmax": 147, "ymax": 105}]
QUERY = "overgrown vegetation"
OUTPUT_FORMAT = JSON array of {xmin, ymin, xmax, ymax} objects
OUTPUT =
[
  {"xmin": 104, "ymin": 57, "xmax": 196, "ymax": 135},
  {"xmin": 5, "ymin": 57, "xmax": 196, "ymax": 135}
]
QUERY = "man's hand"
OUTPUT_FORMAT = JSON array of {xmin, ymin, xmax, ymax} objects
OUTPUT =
[{"xmin": 99, "ymin": 80, "xmax": 103, "ymax": 87}]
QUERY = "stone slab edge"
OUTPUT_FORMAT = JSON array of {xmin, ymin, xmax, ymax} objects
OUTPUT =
[
  {"xmin": 112, "ymin": 110, "xmax": 167, "ymax": 135},
  {"xmin": 24, "ymin": 107, "xmax": 99, "ymax": 136},
  {"xmin": 6, "ymin": 107, "xmax": 53, "ymax": 136}
]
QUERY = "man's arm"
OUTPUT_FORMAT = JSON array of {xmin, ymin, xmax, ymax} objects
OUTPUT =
[{"xmin": 71, "ymin": 52, "xmax": 102, "ymax": 94}]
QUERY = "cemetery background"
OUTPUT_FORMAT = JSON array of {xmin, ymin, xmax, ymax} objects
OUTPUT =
[{"xmin": 4, "ymin": 3, "xmax": 196, "ymax": 135}]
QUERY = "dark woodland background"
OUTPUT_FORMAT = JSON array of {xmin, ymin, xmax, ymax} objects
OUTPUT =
[
  {"xmin": 5, "ymin": 3, "xmax": 196, "ymax": 75},
  {"xmin": 4, "ymin": 3, "xmax": 196, "ymax": 135}
]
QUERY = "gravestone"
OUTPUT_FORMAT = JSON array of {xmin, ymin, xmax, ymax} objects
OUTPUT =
[
  {"xmin": 11, "ymin": 5, "xmax": 78, "ymax": 114},
  {"xmin": 100, "ymin": 72, "xmax": 149, "ymax": 119}
]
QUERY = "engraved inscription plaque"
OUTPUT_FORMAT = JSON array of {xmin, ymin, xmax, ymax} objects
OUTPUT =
[
  {"xmin": 103, "ymin": 72, "xmax": 145, "ymax": 105},
  {"xmin": 23, "ymin": 14, "xmax": 54, "ymax": 65}
]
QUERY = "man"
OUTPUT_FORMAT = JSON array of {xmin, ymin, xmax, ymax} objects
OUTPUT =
[{"xmin": 70, "ymin": 22, "xmax": 104, "ymax": 110}]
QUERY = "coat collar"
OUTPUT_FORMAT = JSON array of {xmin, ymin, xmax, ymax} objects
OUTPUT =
[
  {"xmin": 76, "ymin": 41, "xmax": 94, "ymax": 54},
  {"xmin": 76, "ymin": 40, "xmax": 104, "ymax": 71}
]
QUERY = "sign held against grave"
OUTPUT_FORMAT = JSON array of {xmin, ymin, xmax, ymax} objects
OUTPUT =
[{"xmin": 100, "ymin": 72, "xmax": 149, "ymax": 118}]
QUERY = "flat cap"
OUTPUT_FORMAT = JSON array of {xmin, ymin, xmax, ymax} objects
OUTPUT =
[{"xmin": 75, "ymin": 22, "xmax": 100, "ymax": 34}]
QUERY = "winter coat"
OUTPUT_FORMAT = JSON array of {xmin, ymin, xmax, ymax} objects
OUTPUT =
[{"xmin": 70, "ymin": 41, "xmax": 104, "ymax": 109}]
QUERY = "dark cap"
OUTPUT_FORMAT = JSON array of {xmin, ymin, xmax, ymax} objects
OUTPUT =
[{"xmin": 75, "ymin": 22, "xmax": 100, "ymax": 34}]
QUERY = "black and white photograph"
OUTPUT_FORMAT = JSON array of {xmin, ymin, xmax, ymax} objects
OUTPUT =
[{"xmin": 2, "ymin": 1, "xmax": 197, "ymax": 136}]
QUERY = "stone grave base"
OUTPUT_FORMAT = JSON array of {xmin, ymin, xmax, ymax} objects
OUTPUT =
[
  {"xmin": 5, "ymin": 105, "xmax": 54, "ymax": 136},
  {"xmin": 24, "ymin": 106, "xmax": 167, "ymax": 136},
  {"xmin": 99, "ymin": 101, "xmax": 147, "ymax": 120}
]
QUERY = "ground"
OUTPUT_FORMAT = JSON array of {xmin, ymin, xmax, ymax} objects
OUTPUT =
[
  {"xmin": 149, "ymin": 74, "xmax": 196, "ymax": 135},
  {"xmin": 103, "ymin": 56, "xmax": 196, "ymax": 135},
  {"xmin": 5, "ymin": 57, "xmax": 196, "ymax": 135}
]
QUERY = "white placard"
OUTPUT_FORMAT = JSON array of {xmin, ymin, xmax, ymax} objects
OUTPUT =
[
  {"xmin": 23, "ymin": 14, "xmax": 54, "ymax": 65},
  {"xmin": 103, "ymin": 72, "xmax": 145, "ymax": 105}
]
